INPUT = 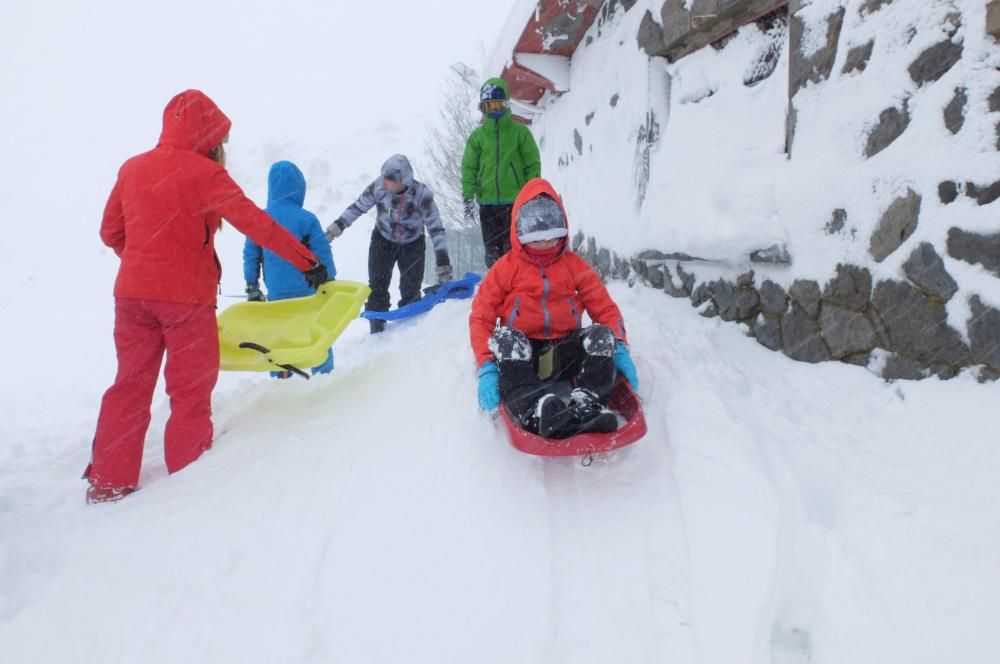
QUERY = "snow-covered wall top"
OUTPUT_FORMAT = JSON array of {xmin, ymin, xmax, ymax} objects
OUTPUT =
[
  {"xmin": 492, "ymin": 0, "xmax": 1000, "ymax": 381},
  {"xmin": 526, "ymin": 1, "xmax": 792, "ymax": 261}
]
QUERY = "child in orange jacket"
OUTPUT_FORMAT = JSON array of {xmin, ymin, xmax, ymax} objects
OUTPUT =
[{"xmin": 468, "ymin": 178, "xmax": 638, "ymax": 438}]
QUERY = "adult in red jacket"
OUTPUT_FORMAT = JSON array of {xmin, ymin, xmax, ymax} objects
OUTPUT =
[
  {"xmin": 86, "ymin": 89, "xmax": 327, "ymax": 503},
  {"xmin": 469, "ymin": 178, "xmax": 638, "ymax": 438}
]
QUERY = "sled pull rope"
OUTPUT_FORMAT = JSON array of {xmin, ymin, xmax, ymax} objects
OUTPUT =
[
  {"xmin": 581, "ymin": 453, "xmax": 594, "ymax": 467},
  {"xmin": 238, "ymin": 342, "xmax": 310, "ymax": 380}
]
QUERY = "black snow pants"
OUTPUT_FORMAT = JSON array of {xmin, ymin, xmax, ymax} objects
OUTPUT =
[
  {"xmin": 479, "ymin": 204, "xmax": 513, "ymax": 268},
  {"xmin": 366, "ymin": 230, "xmax": 426, "ymax": 333},
  {"xmin": 490, "ymin": 325, "xmax": 617, "ymax": 428}
]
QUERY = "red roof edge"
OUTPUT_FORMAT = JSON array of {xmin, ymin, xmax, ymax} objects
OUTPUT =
[{"xmin": 497, "ymin": 0, "xmax": 602, "ymax": 124}]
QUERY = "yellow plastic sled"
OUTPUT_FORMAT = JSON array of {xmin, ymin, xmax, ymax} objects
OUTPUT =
[{"xmin": 218, "ymin": 280, "xmax": 370, "ymax": 377}]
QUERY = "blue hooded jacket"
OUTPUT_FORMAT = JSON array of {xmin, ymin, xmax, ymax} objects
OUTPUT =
[{"xmin": 244, "ymin": 161, "xmax": 336, "ymax": 301}]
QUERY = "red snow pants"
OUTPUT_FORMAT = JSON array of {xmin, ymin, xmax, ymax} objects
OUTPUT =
[{"xmin": 87, "ymin": 298, "xmax": 219, "ymax": 490}]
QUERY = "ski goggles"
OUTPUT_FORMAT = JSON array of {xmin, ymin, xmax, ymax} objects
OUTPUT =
[{"xmin": 480, "ymin": 99, "xmax": 508, "ymax": 115}]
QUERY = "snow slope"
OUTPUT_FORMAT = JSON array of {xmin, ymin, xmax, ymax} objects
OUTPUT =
[{"xmin": 4, "ymin": 283, "xmax": 1000, "ymax": 663}]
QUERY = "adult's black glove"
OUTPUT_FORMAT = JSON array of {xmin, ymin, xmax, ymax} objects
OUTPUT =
[
  {"xmin": 463, "ymin": 199, "xmax": 477, "ymax": 224},
  {"xmin": 246, "ymin": 282, "xmax": 265, "ymax": 302},
  {"xmin": 303, "ymin": 263, "xmax": 328, "ymax": 289}
]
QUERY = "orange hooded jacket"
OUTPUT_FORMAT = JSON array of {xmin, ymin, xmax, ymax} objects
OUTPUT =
[{"xmin": 469, "ymin": 178, "xmax": 627, "ymax": 367}]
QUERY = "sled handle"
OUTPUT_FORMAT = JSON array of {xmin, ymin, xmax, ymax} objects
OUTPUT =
[{"xmin": 237, "ymin": 342, "xmax": 310, "ymax": 380}]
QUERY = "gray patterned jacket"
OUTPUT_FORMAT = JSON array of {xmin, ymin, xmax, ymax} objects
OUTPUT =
[{"xmin": 336, "ymin": 154, "xmax": 450, "ymax": 265}]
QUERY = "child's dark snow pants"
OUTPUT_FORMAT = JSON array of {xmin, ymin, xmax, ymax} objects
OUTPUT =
[
  {"xmin": 479, "ymin": 203, "xmax": 513, "ymax": 268},
  {"xmin": 490, "ymin": 324, "xmax": 616, "ymax": 427},
  {"xmin": 365, "ymin": 230, "xmax": 426, "ymax": 333}
]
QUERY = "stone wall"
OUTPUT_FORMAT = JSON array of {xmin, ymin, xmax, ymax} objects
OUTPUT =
[
  {"xmin": 581, "ymin": 232, "xmax": 1000, "ymax": 381},
  {"xmin": 639, "ymin": 0, "xmax": 790, "ymax": 62},
  {"xmin": 616, "ymin": 0, "xmax": 1000, "ymax": 381}
]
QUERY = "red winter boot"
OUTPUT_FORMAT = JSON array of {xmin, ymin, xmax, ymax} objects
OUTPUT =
[{"xmin": 86, "ymin": 484, "xmax": 136, "ymax": 504}]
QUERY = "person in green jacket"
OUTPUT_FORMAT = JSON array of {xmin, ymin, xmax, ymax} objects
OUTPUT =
[{"xmin": 461, "ymin": 77, "xmax": 541, "ymax": 268}]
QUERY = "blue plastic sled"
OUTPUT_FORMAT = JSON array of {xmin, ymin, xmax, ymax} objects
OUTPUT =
[{"xmin": 361, "ymin": 272, "xmax": 482, "ymax": 322}]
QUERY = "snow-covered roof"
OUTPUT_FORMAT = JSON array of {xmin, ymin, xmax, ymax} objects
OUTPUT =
[{"xmin": 492, "ymin": 0, "xmax": 604, "ymax": 123}]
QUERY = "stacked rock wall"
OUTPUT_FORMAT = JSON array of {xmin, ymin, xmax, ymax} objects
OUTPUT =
[{"xmin": 539, "ymin": 0, "xmax": 999, "ymax": 381}]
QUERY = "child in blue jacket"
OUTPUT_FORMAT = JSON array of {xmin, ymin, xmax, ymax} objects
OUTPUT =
[{"xmin": 244, "ymin": 160, "xmax": 337, "ymax": 375}]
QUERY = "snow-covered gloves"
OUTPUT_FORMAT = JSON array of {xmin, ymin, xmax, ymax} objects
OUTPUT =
[
  {"xmin": 614, "ymin": 341, "xmax": 639, "ymax": 390},
  {"xmin": 477, "ymin": 361, "xmax": 501, "ymax": 410},
  {"xmin": 436, "ymin": 264, "xmax": 453, "ymax": 284},
  {"xmin": 303, "ymin": 263, "xmax": 329, "ymax": 289},
  {"xmin": 463, "ymin": 199, "xmax": 477, "ymax": 224},
  {"xmin": 325, "ymin": 219, "xmax": 346, "ymax": 241},
  {"xmin": 245, "ymin": 283, "xmax": 265, "ymax": 302}
]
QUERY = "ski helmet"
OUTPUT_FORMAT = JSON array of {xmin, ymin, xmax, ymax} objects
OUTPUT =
[{"xmin": 479, "ymin": 82, "xmax": 509, "ymax": 120}]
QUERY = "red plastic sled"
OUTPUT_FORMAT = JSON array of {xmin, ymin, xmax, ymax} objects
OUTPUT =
[{"xmin": 499, "ymin": 379, "xmax": 647, "ymax": 457}]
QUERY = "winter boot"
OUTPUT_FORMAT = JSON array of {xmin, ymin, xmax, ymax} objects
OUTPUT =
[
  {"xmin": 488, "ymin": 326, "xmax": 532, "ymax": 363},
  {"xmin": 531, "ymin": 393, "xmax": 575, "ymax": 439},
  {"xmin": 369, "ymin": 319, "xmax": 387, "ymax": 334},
  {"xmin": 569, "ymin": 387, "xmax": 603, "ymax": 420},
  {"xmin": 575, "ymin": 411, "xmax": 618, "ymax": 435},
  {"xmin": 568, "ymin": 387, "xmax": 618, "ymax": 435},
  {"xmin": 86, "ymin": 484, "xmax": 136, "ymax": 504}
]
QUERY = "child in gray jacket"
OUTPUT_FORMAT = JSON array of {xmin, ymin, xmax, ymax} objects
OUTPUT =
[{"xmin": 326, "ymin": 154, "xmax": 451, "ymax": 333}]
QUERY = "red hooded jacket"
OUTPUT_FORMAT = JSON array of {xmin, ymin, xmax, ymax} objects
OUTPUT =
[
  {"xmin": 100, "ymin": 90, "xmax": 318, "ymax": 305},
  {"xmin": 469, "ymin": 178, "xmax": 627, "ymax": 367}
]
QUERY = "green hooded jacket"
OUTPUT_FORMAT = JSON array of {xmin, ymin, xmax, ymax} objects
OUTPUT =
[{"xmin": 461, "ymin": 78, "xmax": 541, "ymax": 205}]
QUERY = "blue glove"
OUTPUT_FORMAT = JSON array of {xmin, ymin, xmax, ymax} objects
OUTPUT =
[
  {"xmin": 614, "ymin": 342, "xmax": 639, "ymax": 390},
  {"xmin": 477, "ymin": 361, "xmax": 501, "ymax": 410}
]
